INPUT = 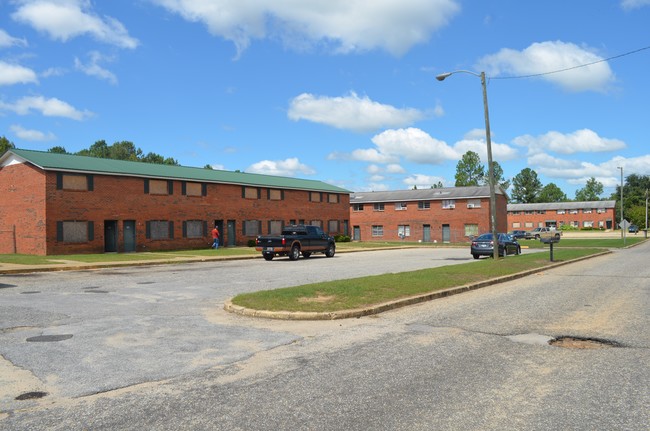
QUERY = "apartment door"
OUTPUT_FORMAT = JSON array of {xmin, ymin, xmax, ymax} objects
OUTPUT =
[
  {"xmin": 227, "ymin": 220, "xmax": 236, "ymax": 246},
  {"xmin": 442, "ymin": 224, "xmax": 451, "ymax": 243},
  {"xmin": 353, "ymin": 226, "xmax": 361, "ymax": 241},
  {"xmin": 423, "ymin": 224, "xmax": 431, "ymax": 242},
  {"xmin": 123, "ymin": 220, "xmax": 136, "ymax": 252},
  {"xmin": 104, "ymin": 220, "xmax": 117, "ymax": 252}
]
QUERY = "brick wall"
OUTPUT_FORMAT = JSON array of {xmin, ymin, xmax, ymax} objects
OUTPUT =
[
  {"xmin": 0, "ymin": 163, "xmax": 46, "ymax": 254},
  {"xmin": 508, "ymin": 208, "xmax": 615, "ymax": 230},
  {"xmin": 349, "ymin": 194, "xmax": 508, "ymax": 243}
]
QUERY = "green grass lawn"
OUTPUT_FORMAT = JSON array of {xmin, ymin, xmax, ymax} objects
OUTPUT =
[
  {"xmin": 231, "ymin": 248, "xmax": 606, "ymax": 313},
  {"xmin": 521, "ymin": 237, "xmax": 644, "ymax": 249}
]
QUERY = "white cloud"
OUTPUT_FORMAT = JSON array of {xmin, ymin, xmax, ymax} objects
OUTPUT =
[
  {"xmin": 370, "ymin": 128, "xmax": 458, "ymax": 164},
  {"xmin": 0, "ymin": 29, "xmax": 28, "ymax": 47},
  {"xmin": 288, "ymin": 92, "xmax": 425, "ymax": 132},
  {"xmin": 11, "ymin": 0, "xmax": 138, "ymax": 49},
  {"xmin": 0, "ymin": 95, "xmax": 93, "ymax": 120},
  {"xmin": 0, "ymin": 61, "xmax": 38, "ymax": 85},
  {"xmin": 9, "ymin": 124, "xmax": 56, "ymax": 141},
  {"xmin": 246, "ymin": 157, "xmax": 315, "ymax": 176},
  {"xmin": 513, "ymin": 129, "xmax": 626, "ymax": 155},
  {"xmin": 403, "ymin": 174, "xmax": 446, "ymax": 188},
  {"xmin": 150, "ymin": 0, "xmax": 460, "ymax": 57},
  {"xmin": 621, "ymin": 0, "xmax": 650, "ymax": 9},
  {"xmin": 75, "ymin": 51, "xmax": 117, "ymax": 85},
  {"xmin": 477, "ymin": 41, "xmax": 615, "ymax": 92}
]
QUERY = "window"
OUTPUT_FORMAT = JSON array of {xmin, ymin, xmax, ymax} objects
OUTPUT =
[
  {"xmin": 57, "ymin": 221, "xmax": 94, "ymax": 243},
  {"xmin": 183, "ymin": 220, "xmax": 207, "ymax": 238},
  {"xmin": 268, "ymin": 189, "xmax": 284, "ymax": 200},
  {"xmin": 146, "ymin": 221, "xmax": 174, "ymax": 240},
  {"xmin": 395, "ymin": 202, "xmax": 407, "ymax": 211},
  {"xmin": 583, "ymin": 208, "xmax": 593, "ymax": 214},
  {"xmin": 524, "ymin": 210, "xmax": 534, "ymax": 215},
  {"xmin": 373, "ymin": 203, "xmax": 385, "ymax": 211},
  {"xmin": 583, "ymin": 220, "xmax": 594, "ymax": 228},
  {"xmin": 467, "ymin": 199, "xmax": 481, "ymax": 208},
  {"xmin": 512, "ymin": 222, "xmax": 521, "ymax": 228},
  {"xmin": 269, "ymin": 220, "xmax": 283, "ymax": 235},
  {"xmin": 310, "ymin": 192, "xmax": 322, "ymax": 202},
  {"xmin": 243, "ymin": 220, "xmax": 262, "ymax": 236},
  {"xmin": 597, "ymin": 208, "xmax": 606, "ymax": 214},
  {"xmin": 372, "ymin": 225, "xmax": 384, "ymax": 237},
  {"xmin": 57, "ymin": 173, "xmax": 93, "ymax": 191},
  {"xmin": 536, "ymin": 210, "xmax": 546, "ymax": 214},
  {"xmin": 398, "ymin": 225, "xmax": 410, "ymax": 238},
  {"xmin": 599, "ymin": 220, "xmax": 605, "ymax": 228},
  {"xmin": 182, "ymin": 182, "xmax": 205, "ymax": 197},
  {"xmin": 442, "ymin": 199, "xmax": 455, "ymax": 209},
  {"xmin": 511, "ymin": 211, "xmax": 521, "ymax": 215},
  {"xmin": 243, "ymin": 187, "xmax": 260, "ymax": 199},
  {"xmin": 328, "ymin": 220, "xmax": 340, "ymax": 233},
  {"xmin": 310, "ymin": 220, "xmax": 323, "ymax": 228},
  {"xmin": 464, "ymin": 224, "xmax": 479, "ymax": 237},
  {"xmin": 557, "ymin": 209, "xmax": 566, "ymax": 215},
  {"xmin": 418, "ymin": 201, "xmax": 430, "ymax": 210},
  {"xmin": 328, "ymin": 194, "xmax": 340, "ymax": 203},
  {"xmin": 569, "ymin": 209, "xmax": 579, "ymax": 214},
  {"xmin": 146, "ymin": 179, "xmax": 173, "ymax": 195},
  {"xmin": 353, "ymin": 204, "xmax": 364, "ymax": 212},
  {"xmin": 525, "ymin": 222, "xmax": 534, "ymax": 228}
]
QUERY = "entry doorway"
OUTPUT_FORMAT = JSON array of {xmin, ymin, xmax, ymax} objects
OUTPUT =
[
  {"xmin": 353, "ymin": 226, "xmax": 361, "ymax": 241},
  {"xmin": 227, "ymin": 220, "xmax": 236, "ymax": 246},
  {"xmin": 123, "ymin": 220, "xmax": 136, "ymax": 252},
  {"xmin": 442, "ymin": 224, "xmax": 450, "ymax": 243},
  {"xmin": 423, "ymin": 224, "xmax": 431, "ymax": 242},
  {"xmin": 104, "ymin": 220, "xmax": 118, "ymax": 252},
  {"xmin": 213, "ymin": 220, "xmax": 224, "ymax": 247}
]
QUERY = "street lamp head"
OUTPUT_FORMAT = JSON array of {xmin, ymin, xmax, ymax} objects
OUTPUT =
[{"xmin": 436, "ymin": 72, "xmax": 452, "ymax": 81}]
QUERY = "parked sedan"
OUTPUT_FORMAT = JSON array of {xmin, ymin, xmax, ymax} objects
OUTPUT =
[
  {"xmin": 508, "ymin": 229, "xmax": 529, "ymax": 240},
  {"xmin": 628, "ymin": 224, "xmax": 639, "ymax": 234},
  {"xmin": 471, "ymin": 233, "xmax": 521, "ymax": 259}
]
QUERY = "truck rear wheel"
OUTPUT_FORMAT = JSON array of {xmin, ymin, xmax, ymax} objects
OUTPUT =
[
  {"xmin": 263, "ymin": 253, "xmax": 274, "ymax": 261},
  {"xmin": 325, "ymin": 244, "xmax": 335, "ymax": 258},
  {"xmin": 302, "ymin": 252, "xmax": 312, "ymax": 258},
  {"xmin": 289, "ymin": 245, "xmax": 300, "ymax": 260}
]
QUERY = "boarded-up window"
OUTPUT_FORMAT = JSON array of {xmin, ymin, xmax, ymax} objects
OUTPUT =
[
  {"xmin": 328, "ymin": 194, "xmax": 339, "ymax": 203},
  {"xmin": 310, "ymin": 220, "xmax": 322, "ymax": 228},
  {"xmin": 62, "ymin": 221, "xmax": 89, "ymax": 242},
  {"xmin": 269, "ymin": 220, "xmax": 283, "ymax": 235},
  {"xmin": 464, "ymin": 224, "xmax": 479, "ymax": 237},
  {"xmin": 62, "ymin": 175, "xmax": 88, "ymax": 191},
  {"xmin": 328, "ymin": 220, "xmax": 339, "ymax": 233},
  {"xmin": 150, "ymin": 180, "xmax": 169, "ymax": 195},
  {"xmin": 310, "ymin": 192, "xmax": 322, "ymax": 202},
  {"xmin": 184, "ymin": 220, "xmax": 205, "ymax": 238},
  {"xmin": 244, "ymin": 187, "xmax": 259, "ymax": 199},
  {"xmin": 243, "ymin": 220, "xmax": 261, "ymax": 236},
  {"xmin": 185, "ymin": 182, "xmax": 202, "ymax": 196},
  {"xmin": 148, "ymin": 221, "xmax": 172, "ymax": 239},
  {"xmin": 269, "ymin": 189, "xmax": 283, "ymax": 200}
]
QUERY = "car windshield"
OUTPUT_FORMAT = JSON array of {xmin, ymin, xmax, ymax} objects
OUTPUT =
[{"xmin": 476, "ymin": 234, "xmax": 493, "ymax": 241}]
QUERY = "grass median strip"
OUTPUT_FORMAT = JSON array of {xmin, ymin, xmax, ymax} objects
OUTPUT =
[{"xmin": 231, "ymin": 248, "xmax": 605, "ymax": 313}]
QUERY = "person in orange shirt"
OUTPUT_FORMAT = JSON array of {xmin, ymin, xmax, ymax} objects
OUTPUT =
[{"xmin": 211, "ymin": 226, "xmax": 220, "ymax": 250}]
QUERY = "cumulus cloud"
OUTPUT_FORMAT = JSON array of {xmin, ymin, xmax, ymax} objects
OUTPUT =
[
  {"xmin": 150, "ymin": 0, "xmax": 460, "ymax": 57},
  {"xmin": 75, "ymin": 51, "xmax": 117, "ymax": 84},
  {"xmin": 288, "ymin": 92, "xmax": 425, "ymax": 132},
  {"xmin": 0, "ymin": 61, "xmax": 38, "ymax": 85},
  {"xmin": 246, "ymin": 157, "xmax": 315, "ymax": 176},
  {"xmin": 513, "ymin": 129, "xmax": 626, "ymax": 155},
  {"xmin": 9, "ymin": 124, "xmax": 56, "ymax": 141},
  {"xmin": 477, "ymin": 41, "xmax": 615, "ymax": 92},
  {"xmin": 621, "ymin": 0, "xmax": 650, "ymax": 9},
  {"xmin": 403, "ymin": 173, "xmax": 446, "ymax": 188},
  {"xmin": 0, "ymin": 29, "xmax": 28, "ymax": 48},
  {"xmin": 0, "ymin": 95, "xmax": 93, "ymax": 120},
  {"xmin": 11, "ymin": 0, "xmax": 138, "ymax": 49}
]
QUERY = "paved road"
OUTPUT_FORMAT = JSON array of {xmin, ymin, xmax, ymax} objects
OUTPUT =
[{"xmin": 1, "ymin": 245, "xmax": 648, "ymax": 430}]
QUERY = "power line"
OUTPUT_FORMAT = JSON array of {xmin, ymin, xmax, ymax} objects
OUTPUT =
[{"xmin": 491, "ymin": 44, "xmax": 650, "ymax": 80}]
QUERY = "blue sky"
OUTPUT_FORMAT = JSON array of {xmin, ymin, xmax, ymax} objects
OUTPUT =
[{"xmin": 2, "ymin": 0, "xmax": 650, "ymax": 197}]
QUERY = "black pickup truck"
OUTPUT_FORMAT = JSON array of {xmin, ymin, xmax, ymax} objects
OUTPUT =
[{"xmin": 255, "ymin": 225, "xmax": 336, "ymax": 261}]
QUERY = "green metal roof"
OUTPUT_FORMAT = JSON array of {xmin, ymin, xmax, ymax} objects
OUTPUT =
[{"xmin": 5, "ymin": 149, "xmax": 350, "ymax": 193}]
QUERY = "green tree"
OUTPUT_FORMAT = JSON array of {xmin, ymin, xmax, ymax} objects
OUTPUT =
[
  {"xmin": 575, "ymin": 177, "xmax": 604, "ymax": 201},
  {"xmin": 431, "ymin": 181, "xmax": 444, "ymax": 189},
  {"xmin": 538, "ymin": 183, "xmax": 567, "ymax": 202},
  {"xmin": 48, "ymin": 146, "xmax": 68, "ymax": 154},
  {"xmin": 611, "ymin": 174, "xmax": 650, "ymax": 227},
  {"xmin": 0, "ymin": 136, "xmax": 16, "ymax": 156},
  {"xmin": 204, "ymin": 164, "xmax": 214, "ymax": 169},
  {"xmin": 511, "ymin": 168, "xmax": 543, "ymax": 203},
  {"xmin": 455, "ymin": 151, "xmax": 485, "ymax": 186},
  {"xmin": 488, "ymin": 161, "xmax": 510, "ymax": 191}
]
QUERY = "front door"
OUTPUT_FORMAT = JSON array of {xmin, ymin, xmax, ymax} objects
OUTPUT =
[
  {"xmin": 227, "ymin": 220, "xmax": 236, "ymax": 246},
  {"xmin": 423, "ymin": 224, "xmax": 431, "ymax": 242},
  {"xmin": 442, "ymin": 224, "xmax": 450, "ymax": 243},
  {"xmin": 353, "ymin": 226, "xmax": 361, "ymax": 241},
  {"xmin": 104, "ymin": 220, "xmax": 117, "ymax": 252},
  {"xmin": 213, "ymin": 219, "xmax": 224, "ymax": 247},
  {"xmin": 124, "ymin": 220, "xmax": 136, "ymax": 252}
]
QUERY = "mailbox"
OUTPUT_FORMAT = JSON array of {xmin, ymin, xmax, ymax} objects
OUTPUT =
[{"xmin": 540, "ymin": 234, "xmax": 560, "ymax": 261}]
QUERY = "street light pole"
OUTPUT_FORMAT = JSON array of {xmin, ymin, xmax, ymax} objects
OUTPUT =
[
  {"xmin": 618, "ymin": 166, "xmax": 625, "ymax": 245},
  {"xmin": 437, "ymin": 70, "xmax": 499, "ymax": 259}
]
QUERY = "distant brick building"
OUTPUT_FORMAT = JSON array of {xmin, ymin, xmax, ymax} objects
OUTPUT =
[
  {"xmin": 507, "ymin": 201, "xmax": 616, "ymax": 230},
  {"xmin": 349, "ymin": 186, "xmax": 508, "ymax": 243},
  {"xmin": 0, "ymin": 149, "xmax": 350, "ymax": 255}
]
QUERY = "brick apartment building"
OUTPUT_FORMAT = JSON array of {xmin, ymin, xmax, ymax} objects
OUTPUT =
[
  {"xmin": 349, "ymin": 186, "xmax": 508, "ymax": 243},
  {"xmin": 507, "ymin": 201, "xmax": 616, "ymax": 230},
  {"xmin": 0, "ymin": 149, "xmax": 350, "ymax": 255}
]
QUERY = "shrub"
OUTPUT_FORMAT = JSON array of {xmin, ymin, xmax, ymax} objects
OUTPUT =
[
  {"xmin": 334, "ymin": 234, "xmax": 351, "ymax": 242},
  {"xmin": 247, "ymin": 239, "xmax": 257, "ymax": 247}
]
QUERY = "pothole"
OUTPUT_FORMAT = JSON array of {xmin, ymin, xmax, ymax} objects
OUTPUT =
[
  {"xmin": 26, "ymin": 334, "xmax": 73, "ymax": 342},
  {"xmin": 549, "ymin": 336, "xmax": 621, "ymax": 349},
  {"xmin": 15, "ymin": 391, "xmax": 48, "ymax": 401}
]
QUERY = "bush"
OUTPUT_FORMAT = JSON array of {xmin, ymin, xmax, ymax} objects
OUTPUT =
[
  {"xmin": 247, "ymin": 239, "xmax": 257, "ymax": 247},
  {"xmin": 334, "ymin": 234, "xmax": 351, "ymax": 242}
]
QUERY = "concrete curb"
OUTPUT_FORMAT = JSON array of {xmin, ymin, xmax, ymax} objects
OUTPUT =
[{"xmin": 223, "ymin": 250, "xmax": 612, "ymax": 320}]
